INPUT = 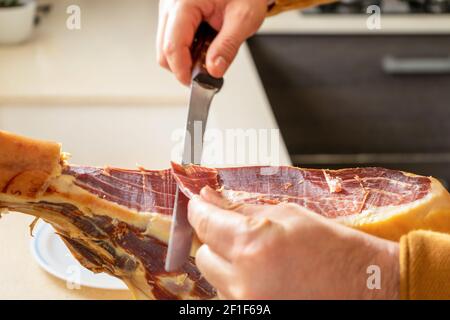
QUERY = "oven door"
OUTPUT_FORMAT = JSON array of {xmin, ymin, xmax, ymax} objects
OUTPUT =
[{"xmin": 248, "ymin": 34, "xmax": 450, "ymax": 186}]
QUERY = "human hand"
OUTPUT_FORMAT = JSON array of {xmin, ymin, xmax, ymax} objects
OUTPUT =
[
  {"xmin": 188, "ymin": 186, "xmax": 400, "ymax": 299},
  {"xmin": 157, "ymin": 0, "xmax": 268, "ymax": 85}
]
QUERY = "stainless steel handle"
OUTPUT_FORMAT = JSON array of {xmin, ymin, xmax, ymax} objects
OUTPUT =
[{"xmin": 382, "ymin": 55, "xmax": 450, "ymax": 75}]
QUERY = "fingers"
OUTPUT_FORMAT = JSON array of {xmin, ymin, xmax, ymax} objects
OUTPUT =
[
  {"xmin": 199, "ymin": 186, "xmax": 273, "ymax": 217},
  {"xmin": 195, "ymin": 244, "xmax": 234, "ymax": 299},
  {"xmin": 205, "ymin": 0, "xmax": 265, "ymax": 78},
  {"xmin": 199, "ymin": 185, "xmax": 233, "ymax": 209},
  {"xmin": 188, "ymin": 195, "xmax": 248, "ymax": 261},
  {"xmin": 156, "ymin": 1, "xmax": 169, "ymax": 70},
  {"xmin": 162, "ymin": 1, "xmax": 202, "ymax": 85},
  {"xmin": 158, "ymin": 0, "xmax": 266, "ymax": 83},
  {"xmin": 199, "ymin": 186, "xmax": 320, "ymax": 228}
]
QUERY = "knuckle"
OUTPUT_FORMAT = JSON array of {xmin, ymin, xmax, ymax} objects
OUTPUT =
[
  {"xmin": 234, "ymin": 5, "xmax": 255, "ymax": 22},
  {"xmin": 280, "ymin": 202, "xmax": 302, "ymax": 213},
  {"xmin": 194, "ymin": 245, "xmax": 208, "ymax": 269},
  {"xmin": 281, "ymin": 202, "xmax": 297, "ymax": 210},
  {"xmin": 236, "ymin": 243, "xmax": 262, "ymax": 261},
  {"xmin": 233, "ymin": 218, "xmax": 266, "ymax": 258},
  {"xmin": 163, "ymin": 40, "xmax": 178, "ymax": 56},
  {"xmin": 157, "ymin": 54, "xmax": 168, "ymax": 68},
  {"xmin": 235, "ymin": 218, "xmax": 284, "ymax": 261},
  {"xmin": 170, "ymin": 0, "xmax": 195, "ymax": 20},
  {"xmin": 232, "ymin": 287, "xmax": 247, "ymax": 300},
  {"xmin": 218, "ymin": 36, "xmax": 239, "ymax": 61},
  {"xmin": 235, "ymin": 217, "xmax": 257, "ymax": 241},
  {"xmin": 175, "ymin": 72, "xmax": 189, "ymax": 85},
  {"xmin": 197, "ymin": 215, "xmax": 211, "ymax": 238},
  {"xmin": 172, "ymin": 0, "xmax": 189, "ymax": 12},
  {"xmin": 231, "ymin": 223, "xmax": 255, "ymax": 259},
  {"xmin": 231, "ymin": 285, "xmax": 256, "ymax": 300}
]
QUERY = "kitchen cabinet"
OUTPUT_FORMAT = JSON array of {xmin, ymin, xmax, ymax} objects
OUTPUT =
[{"xmin": 249, "ymin": 34, "xmax": 450, "ymax": 185}]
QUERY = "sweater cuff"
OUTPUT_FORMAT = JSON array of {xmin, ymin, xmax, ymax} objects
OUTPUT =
[{"xmin": 400, "ymin": 230, "xmax": 450, "ymax": 300}]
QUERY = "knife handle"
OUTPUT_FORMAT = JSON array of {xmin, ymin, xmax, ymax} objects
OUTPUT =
[{"xmin": 191, "ymin": 22, "xmax": 224, "ymax": 91}]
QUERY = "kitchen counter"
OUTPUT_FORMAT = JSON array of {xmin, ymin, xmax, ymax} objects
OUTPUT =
[
  {"xmin": 0, "ymin": 0, "xmax": 187, "ymax": 105},
  {"xmin": 0, "ymin": 0, "xmax": 289, "ymax": 299}
]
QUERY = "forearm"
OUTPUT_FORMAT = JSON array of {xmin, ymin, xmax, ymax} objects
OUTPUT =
[
  {"xmin": 268, "ymin": 0, "xmax": 337, "ymax": 16},
  {"xmin": 400, "ymin": 230, "xmax": 450, "ymax": 299}
]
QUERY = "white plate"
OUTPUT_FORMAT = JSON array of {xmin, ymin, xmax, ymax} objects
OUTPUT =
[{"xmin": 30, "ymin": 221, "xmax": 128, "ymax": 290}]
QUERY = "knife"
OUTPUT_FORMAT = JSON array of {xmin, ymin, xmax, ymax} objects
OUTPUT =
[{"xmin": 165, "ymin": 22, "xmax": 224, "ymax": 272}]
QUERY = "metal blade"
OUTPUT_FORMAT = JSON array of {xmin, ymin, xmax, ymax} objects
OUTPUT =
[
  {"xmin": 182, "ymin": 82, "xmax": 218, "ymax": 165},
  {"xmin": 165, "ymin": 81, "xmax": 219, "ymax": 272},
  {"xmin": 165, "ymin": 189, "xmax": 191, "ymax": 271}
]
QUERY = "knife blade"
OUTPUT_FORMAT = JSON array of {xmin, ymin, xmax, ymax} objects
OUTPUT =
[{"xmin": 165, "ymin": 23, "xmax": 224, "ymax": 272}]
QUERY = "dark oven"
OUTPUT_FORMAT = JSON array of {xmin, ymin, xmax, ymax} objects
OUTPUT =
[{"xmin": 248, "ymin": 33, "xmax": 450, "ymax": 186}]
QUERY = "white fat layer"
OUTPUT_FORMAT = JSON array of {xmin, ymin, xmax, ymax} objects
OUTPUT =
[
  {"xmin": 324, "ymin": 172, "xmax": 343, "ymax": 193},
  {"xmin": 337, "ymin": 177, "xmax": 450, "ymax": 226}
]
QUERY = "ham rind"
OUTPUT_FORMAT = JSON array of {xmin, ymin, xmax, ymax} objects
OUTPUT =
[
  {"xmin": 171, "ymin": 163, "xmax": 431, "ymax": 218},
  {"xmin": 1, "ymin": 130, "xmax": 450, "ymax": 300}
]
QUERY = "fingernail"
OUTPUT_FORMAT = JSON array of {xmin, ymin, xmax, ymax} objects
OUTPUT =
[{"xmin": 213, "ymin": 56, "xmax": 227, "ymax": 75}]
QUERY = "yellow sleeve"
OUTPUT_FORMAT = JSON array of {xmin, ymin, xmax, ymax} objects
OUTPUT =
[
  {"xmin": 267, "ymin": 0, "xmax": 337, "ymax": 16},
  {"xmin": 400, "ymin": 230, "xmax": 450, "ymax": 299}
]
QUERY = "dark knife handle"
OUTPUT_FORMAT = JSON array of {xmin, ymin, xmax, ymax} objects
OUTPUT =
[{"xmin": 191, "ymin": 22, "xmax": 224, "ymax": 91}]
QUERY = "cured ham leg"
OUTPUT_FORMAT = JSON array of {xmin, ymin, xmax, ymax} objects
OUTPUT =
[
  {"xmin": 0, "ymin": 131, "xmax": 212, "ymax": 300},
  {"xmin": 1, "ymin": 131, "xmax": 450, "ymax": 300}
]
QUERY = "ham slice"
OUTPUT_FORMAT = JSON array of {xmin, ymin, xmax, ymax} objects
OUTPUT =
[
  {"xmin": 172, "ymin": 163, "xmax": 431, "ymax": 218},
  {"xmin": 1, "ymin": 130, "xmax": 450, "ymax": 299}
]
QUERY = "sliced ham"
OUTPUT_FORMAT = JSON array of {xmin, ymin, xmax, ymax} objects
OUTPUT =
[
  {"xmin": 172, "ymin": 163, "xmax": 432, "ymax": 218},
  {"xmin": 1, "ymin": 130, "xmax": 450, "ymax": 300}
]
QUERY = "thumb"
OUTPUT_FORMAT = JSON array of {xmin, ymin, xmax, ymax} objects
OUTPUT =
[{"xmin": 206, "ymin": 2, "xmax": 265, "ymax": 78}]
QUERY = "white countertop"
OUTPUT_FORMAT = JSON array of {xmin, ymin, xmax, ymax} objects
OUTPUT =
[
  {"xmin": 0, "ymin": 0, "xmax": 187, "ymax": 105},
  {"xmin": 0, "ymin": 0, "xmax": 290, "ymax": 299}
]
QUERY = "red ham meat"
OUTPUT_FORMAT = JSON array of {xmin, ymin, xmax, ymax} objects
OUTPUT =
[
  {"xmin": 171, "ymin": 163, "xmax": 431, "ymax": 218},
  {"xmin": 1, "ymin": 130, "xmax": 450, "ymax": 300}
]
